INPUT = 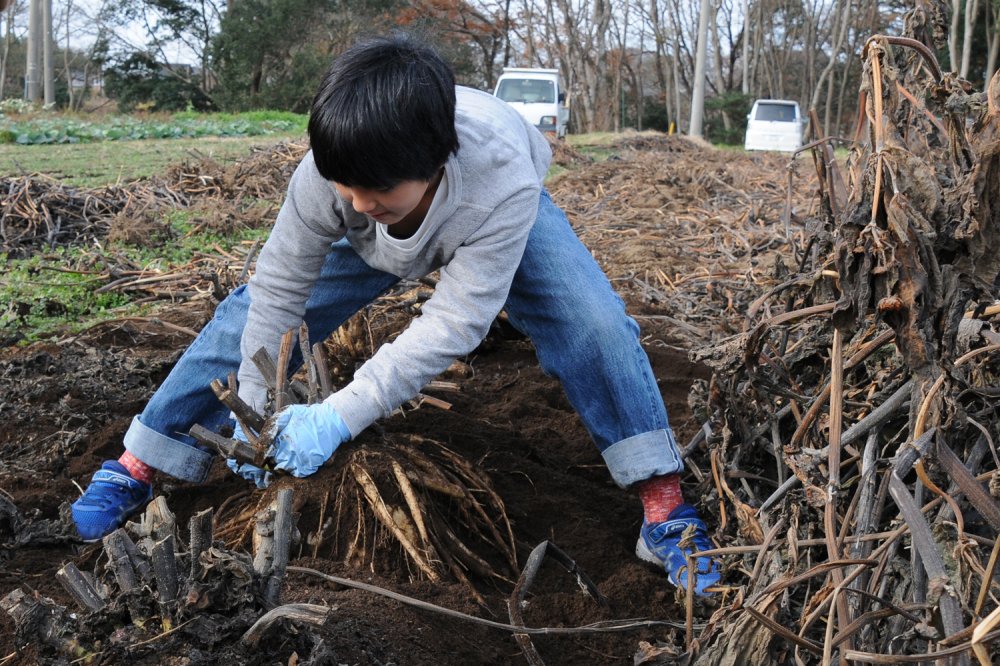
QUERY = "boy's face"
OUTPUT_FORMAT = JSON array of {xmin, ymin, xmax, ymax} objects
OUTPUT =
[{"xmin": 333, "ymin": 179, "xmax": 434, "ymax": 226}]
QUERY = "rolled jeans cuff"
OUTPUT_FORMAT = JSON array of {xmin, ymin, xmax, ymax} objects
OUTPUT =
[
  {"xmin": 601, "ymin": 428, "xmax": 684, "ymax": 488},
  {"xmin": 123, "ymin": 415, "xmax": 215, "ymax": 483}
]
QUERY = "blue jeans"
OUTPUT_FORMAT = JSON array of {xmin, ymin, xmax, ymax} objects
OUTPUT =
[{"xmin": 124, "ymin": 191, "xmax": 684, "ymax": 486}]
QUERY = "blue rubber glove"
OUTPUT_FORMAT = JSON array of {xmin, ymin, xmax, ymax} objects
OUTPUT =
[
  {"xmin": 225, "ymin": 420, "xmax": 272, "ymax": 489},
  {"xmin": 268, "ymin": 402, "xmax": 351, "ymax": 478}
]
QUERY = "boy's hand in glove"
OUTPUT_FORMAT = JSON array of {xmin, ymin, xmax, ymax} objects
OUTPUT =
[
  {"xmin": 226, "ymin": 421, "xmax": 271, "ymax": 489},
  {"xmin": 268, "ymin": 402, "xmax": 351, "ymax": 477}
]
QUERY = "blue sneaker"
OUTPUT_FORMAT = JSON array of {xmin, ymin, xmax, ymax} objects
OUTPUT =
[
  {"xmin": 636, "ymin": 504, "xmax": 721, "ymax": 596},
  {"xmin": 71, "ymin": 461, "xmax": 152, "ymax": 541}
]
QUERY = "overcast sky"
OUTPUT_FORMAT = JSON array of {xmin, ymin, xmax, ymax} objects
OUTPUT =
[{"xmin": 7, "ymin": 0, "xmax": 198, "ymax": 64}]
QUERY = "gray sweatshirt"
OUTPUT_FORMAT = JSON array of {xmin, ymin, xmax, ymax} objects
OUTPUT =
[{"xmin": 238, "ymin": 86, "xmax": 552, "ymax": 436}]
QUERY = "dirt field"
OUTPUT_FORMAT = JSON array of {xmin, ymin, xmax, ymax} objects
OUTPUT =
[{"xmin": 0, "ymin": 136, "xmax": 813, "ymax": 665}]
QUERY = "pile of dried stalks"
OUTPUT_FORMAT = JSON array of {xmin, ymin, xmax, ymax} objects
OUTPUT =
[
  {"xmin": 157, "ymin": 140, "xmax": 306, "ymax": 201},
  {"xmin": 0, "ymin": 175, "xmax": 184, "ymax": 258},
  {"xmin": 0, "ymin": 141, "xmax": 305, "ymax": 260},
  {"xmin": 549, "ymin": 134, "xmax": 818, "ymax": 346},
  {"xmin": 679, "ymin": 19, "xmax": 1000, "ymax": 666}
]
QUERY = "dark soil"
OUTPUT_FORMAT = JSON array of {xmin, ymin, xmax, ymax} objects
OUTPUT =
[
  {"xmin": 0, "ymin": 308, "xmax": 709, "ymax": 664},
  {"xmin": 0, "ymin": 309, "xmax": 705, "ymax": 665},
  {"xmin": 0, "ymin": 135, "xmax": 797, "ymax": 665}
]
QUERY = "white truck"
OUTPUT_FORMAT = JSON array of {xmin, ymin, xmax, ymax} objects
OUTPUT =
[
  {"xmin": 493, "ymin": 68, "xmax": 569, "ymax": 139},
  {"xmin": 744, "ymin": 99, "xmax": 807, "ymax": 152}
]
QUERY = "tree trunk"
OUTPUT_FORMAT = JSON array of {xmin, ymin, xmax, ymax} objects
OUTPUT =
[
  {"xmin": 591, "ymin": 0, "xmax": 612, "ymax": 131},
  {"xmin": 689, "ymin": 0, "xmax": 712, "ymax": 137},
  {"xmin": 648, "ymin": 0, "xmax": 670, "ymax": 128},
  {"xmin": 710, "ymin": 0, "xmax": 731, "ymax": 132},
  {"xmin": 751, "ymin": 0, "xmax": 764, "ymax": 96},
  {"xmin": 611, "ymin": 2, "xmax": 630, "ymax": 132},
  {"xmin": 672, "ymin": 39, "xmax": 683, "ymax": 132},
  {"xmin": 63, "ymin": 0, "xmax": 74, "ymax": 111},
  {"xmin": 835, "ymin": 54, "xmax": 851, "ymax": 137},
  {"xmin": 741, "ymin": 0, "xmax": 750, "ymax": 94},
  {"xmin": 43, "ymin": 0, "xmax": 54, "ymax": 106},
  {"xmin": 987, "ymin": 1, "xmax": 999, "ymax": 87},
  {"xmin": 546, "ymin": 0, "xmax": 612, "ymax": 132},
  {"xmin": 663, "ymin": 0, "xmax": 687, "ymax": 131},
  {"xmin": 635, "ymin": 31, "xmax": 644, "ymax": 131},
  {"xmin": 949, "ymin": 0, "xmax": 961, "ymax": 71},
  {"xmin": 502, "ymin": 0, "xmax": 512, "ymax": 69},
  {"xmin": 811, "ymin": 0, "xmax": 851, "ymax": 134},
  {"xmin": 960, "ymin": 0, "xmax": 980, "ymax": 78},
  {"xmin": 0, "ymin": 3, "xmax": 14, "ymax": 99},
  {"xmin": 803, "ymin": 0, "xmax": 816, "ymax": 104},
  {"xmin": 26, "ymin": 0, "xmax": 41, "ymax": 101},
  {"xmin": 250, "ymin": 53, "xmax": 263, "ymax": 96},
  {"xmin": 823, "ymin": 63, "xmax": 835, "ymax": 137}
]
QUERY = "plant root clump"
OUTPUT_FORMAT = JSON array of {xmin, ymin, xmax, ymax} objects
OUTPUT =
[
  {"xmin": 197, "ymin": 316, "xmax": 520, "ymax": 600},
  {"xmin": 214, "ymin": 432, "xmax": 520, "ymax": 600}
]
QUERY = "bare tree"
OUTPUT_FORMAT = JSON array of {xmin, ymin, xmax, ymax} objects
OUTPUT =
[
  {"xmin": 60, "ymin": 0, "xmax": 73, "ymax": 108},
  {"xmin": 26, "ymin": 0, "xmax": 38, "ymax": 99},
  {"xmin": 608, "ymin": 0, "xmax": 631, "ymax": 130},
  {"xmin": 810, "ymin": 0, "xmax": 851, "ymax": 134},
  {"xmin": 740, "ymin": 0, "xmax": 749, "ymax": 93},
  {"xmin": 499, "ymin": 0, "xmax": 953, "ymax": 139},
  {"xmin": 710, "ymin": 0, "xmax": 736, "ymax": 132},
  {"xmin": 525, "ymin": 0, "xmax": 612, "ymax": 132},
  {"xmin": 645, "ymin": 0, "xmax": 671, "ymax": 126},
  {"xmin": 58, "ymin": 0, "xmax": 102, "ymax": 111},
  {"xmin": 949, "ymin": 0, "xmax": 960, "ymax": 70},
  {"xmin": 960, "ymin": 0, "xmax": 981, "ymax": 77},
  {"xmin": 42, "ymin": 0, "xmax": 52, "ymax": 104},
  {"xmin": 987, "ymin": 1, "xmax": 999, "ymax": 86},
  {"xmin": 90, "ymin": 0, "xmax": 224, "ymax": 94},
  {"xmin": 400, "ymin": 0, "xmax": 514, "ymax": 89},
  {"xmin": 689, "ymin": 0, "xmax": 711, "ymax": 136},
  {"xmin": 0, "ymin": 0, "xmax": 17, "ymax": 99}
]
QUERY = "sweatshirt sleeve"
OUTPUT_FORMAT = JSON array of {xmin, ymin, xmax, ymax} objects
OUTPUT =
[
  {"xmin": 237, "ymin": 155, "xmax": 343, "ymax": 412},
  {"xmin": 325, "ymin": 185, "xmax": 541, "ymax": 436}
]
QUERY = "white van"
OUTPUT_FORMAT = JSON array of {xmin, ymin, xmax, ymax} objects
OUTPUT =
[
  {"xmin": 744, "ymin": 99, "xmax": 806, "ymax": 152},
  {"xmin": 493, "ymin": 68, "xmax": 569, "ymax": 138}
]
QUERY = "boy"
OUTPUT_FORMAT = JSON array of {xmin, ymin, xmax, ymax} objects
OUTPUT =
[{"xmin": 70, "ymin": 34, "xmax": 720, "ymax": 595}]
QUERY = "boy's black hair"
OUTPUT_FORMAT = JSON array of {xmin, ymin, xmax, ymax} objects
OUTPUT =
[{"xmin": 308, "ymin": 34, "xmax": 459, "ymax": 188}]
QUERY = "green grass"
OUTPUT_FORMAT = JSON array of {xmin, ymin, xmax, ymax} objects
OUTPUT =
[
  {"xmin": 0, "ymin": 109, "xmax": 307, "ymax": 187},
  {"xmin": 567, "ymin": 131, "xmax": 627, "ymax": 159},
  {"xmin": 0, "ymin": 215, "xmax": 272, "ymax": 342},
  {"xmin": 171, "ymin": 109, "xmax": 305, "ymax": 125},
  {"xmin": 0, "ymin": 250, "xmax": 133, "ymax": 338},
  {"xmin": 566, "ymin": 131, "xmax": 613, "ymax": 146},
  {"xmin": 0, "ymin": 110, "xmax": 308, "ymax": 144},
  {"xmin": 1, "ymin": 133, "xmax": 305, "ymax": 188},
  {"xmin": 546, "ymin": 164, "xmax": 568, "ymax": 180}
]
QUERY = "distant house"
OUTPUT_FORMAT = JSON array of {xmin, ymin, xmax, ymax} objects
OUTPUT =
[
  {"xmin": 68, "ymin": 69, "xmax": 103, "ymax": 94},
  {"xmin": 164, "ymin": 62, "xmax": 195, "ymax": 79}
]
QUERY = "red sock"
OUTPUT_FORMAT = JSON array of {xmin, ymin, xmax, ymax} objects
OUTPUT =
[
  {"xmin": 118, "ymin": 451, "xmax": 155, "ymax": 485},
  {"xmin": 638, "ymin": 474, "xmax": 684, "ymax": 523}
]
